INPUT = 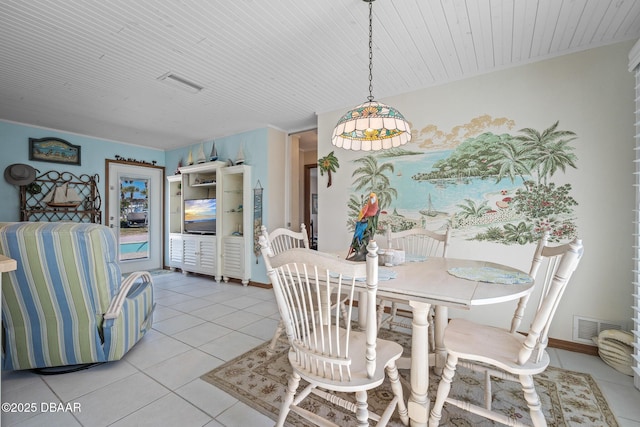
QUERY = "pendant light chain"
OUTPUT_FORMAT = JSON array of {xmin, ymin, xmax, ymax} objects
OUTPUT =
[
  {"xmin": 367, "ymin": 0, "xmax": 374, "ymax": 102},
  {"xmin": 331, "ymin": 0, "xmax": 411, "ymax": 150}
]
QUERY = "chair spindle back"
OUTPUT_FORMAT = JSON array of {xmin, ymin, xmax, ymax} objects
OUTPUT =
[
  {"xmin": 260, "ymin": 239, "xmax": 381, "ymax": 381},
  {"xmin": 260, "ymin": 224, "xmax": 309, "ymax": 255},
  {"xmin": 518, "ymin": 237, "xmax": 584, "ymax": 365},
  {"xmin": 386, "ymin": 226, "xmax": 450, "ymax": 258}
]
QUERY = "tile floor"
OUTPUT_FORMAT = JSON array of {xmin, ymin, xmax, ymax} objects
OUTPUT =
[{"xmin": 1, "ymin": 271, "xmax": 639, "ymax": 426}]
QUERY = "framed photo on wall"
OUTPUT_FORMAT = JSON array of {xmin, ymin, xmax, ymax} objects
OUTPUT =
[{"xmin": 29, "ymin": 137, "xmax": 81, "ymax": 165}]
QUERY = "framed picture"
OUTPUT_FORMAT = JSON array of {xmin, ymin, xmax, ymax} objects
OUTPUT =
[
  {"xmin": 312, "ymin": 193, "xmax": 318, "ymax": 214},
  {"xmin": 29, "ymin": 137, "xmax": 81, "ymax": 165}
]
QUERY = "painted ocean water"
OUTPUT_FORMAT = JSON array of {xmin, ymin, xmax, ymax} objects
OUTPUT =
[{"xmin": 383, "ymin": 151, "xmax": 524, "ymax": 216}]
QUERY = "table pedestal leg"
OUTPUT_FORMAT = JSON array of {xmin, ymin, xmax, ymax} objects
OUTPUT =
[
  {"xmin": 408, "ymin": 301, "xmax": 430, "ymax": 427},
  {"xmin": 433, "ymin": 306, "xmax": 448, "ymax": 375}
]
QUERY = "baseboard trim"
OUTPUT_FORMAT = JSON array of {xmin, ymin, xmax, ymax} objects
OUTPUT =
[
  {"xmin": 548, "ymin": 337, "xmax": 598, "ymax": 355},
  {"xmin": 246, "ymin": 280, "xmax": 271, "ymax": 289}
]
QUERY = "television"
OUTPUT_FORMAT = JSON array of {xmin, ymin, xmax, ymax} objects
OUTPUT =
[{"xmin": 184, "ymin": 198, "xmax": 216, "ymax": 234}]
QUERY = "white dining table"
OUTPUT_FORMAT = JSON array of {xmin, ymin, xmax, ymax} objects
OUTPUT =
[{"xmin": 356, "ymin": 256, "xmax": 535, "ymax": 427}]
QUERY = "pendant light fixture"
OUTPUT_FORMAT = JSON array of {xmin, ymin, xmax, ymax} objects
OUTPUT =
[{"xmin": 331, "ymin": 0, "xmax": 412, "ymax": 151}]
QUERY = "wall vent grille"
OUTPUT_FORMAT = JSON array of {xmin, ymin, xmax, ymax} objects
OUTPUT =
[{"xmin": 573, "ymin": 316, "xmax": 626, "ymax": 345}]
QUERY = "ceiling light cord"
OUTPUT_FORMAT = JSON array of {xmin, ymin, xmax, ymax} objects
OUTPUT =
[{"xmin": 330, "ymin": 0, "xmax": 412, "ymax": 151}]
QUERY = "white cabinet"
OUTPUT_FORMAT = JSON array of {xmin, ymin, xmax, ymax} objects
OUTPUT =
[
  {"xmin": 181, "ymin": 234, "xmax": 217, "ymax": 277},
  {"xmin": 166, "ymin": 161, "xmax": 251, "ymax": 284},
  {"xmin": 168, "ymin": 232, "xmax": 218, "ymax": 278},
  {"xmin": 166, "ymin": 175, "xmax": 182, "ymax": 234},
  {"xmin": 168, "ymin": 233, "xmax": 183, "ymax": 270},
  {"xmin": 220, "ymin": 165, "xmax": 252, "ymax": 285},
  {"xmin": 166, "ymin": 162, "xmax": 223, "ymax": 279},
  {"xmin": 222, "ymin": 236, "xmax": 246, "ymax": 284}
]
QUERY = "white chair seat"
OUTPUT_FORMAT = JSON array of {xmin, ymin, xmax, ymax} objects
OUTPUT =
[
  {"xmin": 289, "ymin": 327, "xmax": 403, "ymax": 392},
  {"xmin": 428, "ymin": 235, "xmax": 584, "ymax": 427},
  {"xmin": 443, "ymin": 318, "xmax": 550, "ymax": 375}
]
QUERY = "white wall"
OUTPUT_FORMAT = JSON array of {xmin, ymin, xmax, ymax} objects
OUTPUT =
[
  {"xmin": 289, "ymin": 134, "xmax": 301, "ymax": 230},
  {"xmin": 267, "ymin": 127, "xmax": 287, "ymax": 230},
  {"xmin": 317, "ymin": 41, "xmax": 635, "ymax": 342}
]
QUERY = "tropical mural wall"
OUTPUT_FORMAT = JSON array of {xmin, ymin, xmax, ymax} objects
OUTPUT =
[
  {"xmin": 344, "ymin": 115, "xmax": 579, "ymax": 246},
  {"xmin": 318, "ymin": 41, "xmax": 634, "ymax": 343}
]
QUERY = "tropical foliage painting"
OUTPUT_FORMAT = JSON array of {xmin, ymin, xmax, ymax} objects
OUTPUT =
[{"xmin": 346, "ymin": 116, "xmax": 579, "ymax": 245}]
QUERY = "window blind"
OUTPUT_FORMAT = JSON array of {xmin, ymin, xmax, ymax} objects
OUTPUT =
[{"xmin": 632, "ymin": 43, "xmax": 640, "ymax": 389}]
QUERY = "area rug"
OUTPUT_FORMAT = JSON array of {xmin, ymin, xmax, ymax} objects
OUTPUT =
[{"xmin": 201, "ymin": 328, "xmax": 618, "ymax": 426}]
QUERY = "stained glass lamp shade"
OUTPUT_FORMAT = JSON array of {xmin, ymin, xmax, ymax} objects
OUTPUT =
[{"xmin": 331, "ymin": 100, "xmax": 412, "ymax": 151}]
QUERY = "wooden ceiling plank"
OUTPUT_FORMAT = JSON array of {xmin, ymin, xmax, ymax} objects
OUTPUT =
[
  {"xmin": 1, "ymin": 0, "xmax": 639, "ymax": 149},
  {"xmin": 441, "ymin": 0, "xmax": 478, "ymax": 75},
  {"xmin": 550, "ymin": 0, "xmax": 588, "ymax": 52},
  {"xmin": 571, "ymin": 0, "xmax": 611, "ymax": 48},
  {"xmin": 529, "ymin": 0, "xmax": 563, "ymax": 58},
  {"xmin": 466, "ymin": 0, "xmax": 494, "ymax": 70}
]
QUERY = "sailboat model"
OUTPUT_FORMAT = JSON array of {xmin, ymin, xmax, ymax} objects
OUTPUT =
[
  {"xmin": 235, "ymin": 144, "xmax": 245, "ymax": 165},
  {"xmin": 209, "ymin": 142, "xmax": 218, "ymax": 161},
  {"xmin": 43, "ymin": 182, "xmax": 83, "ymax": 208},
  {"xmin": 196, "ymin": 143, "xmax": 206, "ymax": 164}
]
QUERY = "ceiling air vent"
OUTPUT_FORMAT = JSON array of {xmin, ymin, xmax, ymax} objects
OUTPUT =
[{"xmin": 157, "ymin": 72, "xmax": 203, "ymax": 94}]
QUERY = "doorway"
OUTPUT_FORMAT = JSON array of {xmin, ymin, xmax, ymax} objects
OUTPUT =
[
  {"xmin": 106, "ymin": 160, "xmax": 164, "ymax": 273},
  {"xmin": 304, "ymin": 164, "xmax": 318, "ymax": 249},
  {"xmin": 291, "ymin": 128, "xmax": 318, "ymax": 244}
]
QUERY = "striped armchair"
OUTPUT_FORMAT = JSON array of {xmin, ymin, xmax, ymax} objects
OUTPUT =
[{"xmin": 0, "ymin": 222, "xmax": 154, "ymax": 370}]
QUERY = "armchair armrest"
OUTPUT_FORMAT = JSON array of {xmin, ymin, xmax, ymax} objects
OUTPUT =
[{"xmin": 104, "ymin": 271, "xmax": 153, "ymax": 320}]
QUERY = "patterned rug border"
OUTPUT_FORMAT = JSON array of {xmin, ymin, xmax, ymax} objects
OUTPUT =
[
  {"xmin": 201, "ymin": 335, "xmax": 619, "ymax": 426},
  {"xmin": 202, "ymin": 339, "xmax": 305, "ymax": 426}
]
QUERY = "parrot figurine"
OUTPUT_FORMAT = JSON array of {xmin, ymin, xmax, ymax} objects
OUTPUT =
[{"xmin": 347, "ymin": 192, "xmax": 380, "ymax": 261}]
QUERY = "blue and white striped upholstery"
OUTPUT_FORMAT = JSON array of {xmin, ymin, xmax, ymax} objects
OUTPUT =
[{"xmin": 0, "ymin": 222, "xmax": 154, "ymax": 370}]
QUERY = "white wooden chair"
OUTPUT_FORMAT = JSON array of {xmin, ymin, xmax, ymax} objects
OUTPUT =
[
  {"xmin": 377, "ymin": 226, "xmax": 450, "ymax": 343},
  {"xmin": 262, "ymin": 224, "xmax": 311, "ymax": 254},
  {"xmin": 259, "ymin": 238, "xmax": 409, "ymax": 427},
  {"xmin": 428, "ymin": 235, "xmax": 584, "ymax": 427},
  {"xmin": 261, "ymin": 224, "xmax": 348, "ymax": 356}
]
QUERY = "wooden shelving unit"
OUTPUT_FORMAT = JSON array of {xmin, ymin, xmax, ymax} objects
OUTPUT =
[
  {"xmin": 20, "ymin": 170, "xmax": 102, "ymax": 223},
  {"xmin": 220, "ymin": 164, "xmax": 252, "ymax": 285},
  {"xmin": 165, "ymin": 162, "xmax": 252, "ymax": 284}
]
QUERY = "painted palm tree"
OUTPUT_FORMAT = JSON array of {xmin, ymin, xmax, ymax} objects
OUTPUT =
[
  {"xmin": 489, "ymin": 139, "xmax": 533, "ymax": 184},
  {"xmin": 346, "ymin": 194, "xmax": 364, "ymax": 230},
  {"xmin": 318, "ymin": 151, "xmax": 339, "ymax": 187},
  {"xmin": 351, "ymin": 155, "xmax": 397, "ymax": 210},
  {"xmin": 516, "ymin": 121, "xmax": 577, "ymax": 185},
  {"xmin": 532, "ymin": 138, "xmax": 577, "ymax": 185},
  {"xmin": 456, "ymin": 198, "xmax": 491, "ymax": 219}
]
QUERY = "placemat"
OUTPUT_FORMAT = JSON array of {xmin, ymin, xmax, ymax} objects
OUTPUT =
[{"xmin": 447, "ymin": 266, "xmax": 533, "ymax": 284}]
